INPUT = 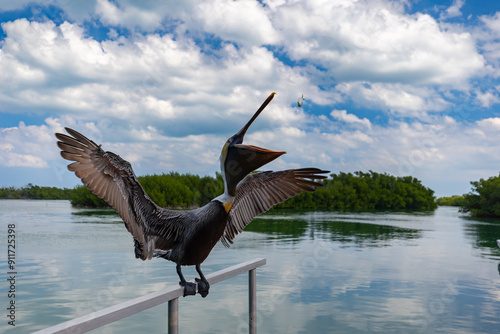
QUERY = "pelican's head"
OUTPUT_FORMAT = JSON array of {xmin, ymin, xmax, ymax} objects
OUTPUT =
[{"xmin": 220, "ymin": 92, "xmax": 285, "ymax": 196}]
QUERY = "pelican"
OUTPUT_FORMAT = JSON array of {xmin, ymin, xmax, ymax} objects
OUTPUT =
[{"xmin": 56, "ymin": 93, "xmax": 328, "ymax": 297}]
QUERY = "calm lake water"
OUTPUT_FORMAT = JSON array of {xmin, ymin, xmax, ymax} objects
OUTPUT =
[{"xmin": 1, "ymin": 200, "xmax": 500, "ymax": 333}]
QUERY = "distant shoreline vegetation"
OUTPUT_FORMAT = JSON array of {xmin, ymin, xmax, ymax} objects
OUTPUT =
[
  {"xmin": 460, "ymin": 173, "xmax": 500, "ymax": 217},
  {"xmin": 435, "ymin": 195, "xmax": 465, "ymax": 207},
  {"xmin": 0, "ymin": 171, "xmax": 437, "ymax": 211},
  {"xmin": 0, "ymin": 183, "xmax": 73, "ymax": 200}
]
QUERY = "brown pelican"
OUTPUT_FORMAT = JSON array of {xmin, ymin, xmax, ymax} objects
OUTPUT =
[{"xmin": 55, "ymin": 93, "xmax": 328, "ymax": 297}]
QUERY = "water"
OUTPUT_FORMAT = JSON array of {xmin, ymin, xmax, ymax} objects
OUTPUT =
[{"xmin": 1, "ymin": 200, "xmax": 500, "ymax": 333}]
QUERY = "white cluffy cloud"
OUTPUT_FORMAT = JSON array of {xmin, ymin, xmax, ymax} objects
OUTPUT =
[
  {"xmin": 330, "ymin": 109, "xmax": 371, "ymax": 129},
  {"xmin": 0, "ymin": 122, "xmax": 54, "ymax": 168},
  {"xmin": 273, "ymin": 0, "xmax": 484, "ymax": 88},
  {"xmin": 3, "ymin": 111, "xmax": 500, "ymax": 198},
  {"xmin": 440, "ymin": 0, "xmax": 465, "ymax": 20},
  {"xmin": 95, "ymin": 0, "xmax": 164, "ymax": 31},
  {"xmin": 0, "ymin": 0, "xmax": 498, "ymax": 198},
  {"xmin": 0, "ymin": 18, "xmax": 317, "ymax": 135}
]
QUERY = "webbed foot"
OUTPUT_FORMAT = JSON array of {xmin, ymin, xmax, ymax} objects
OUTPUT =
[
  {"xmin": 179, "ymin": 281, "xmax": 197, "ymax": 297},
  {"xmin": 195, "ymin": 277, "xmax": 210, "ymax": 298},
  {"xmin": 195, "ymin": 264, "xmax": 210, "ymax": 298}
]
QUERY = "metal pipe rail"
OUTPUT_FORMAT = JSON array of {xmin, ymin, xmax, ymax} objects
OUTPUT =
[{"xmin": 33, "ymin": 258, "xmax": 266, "ymax": 334}]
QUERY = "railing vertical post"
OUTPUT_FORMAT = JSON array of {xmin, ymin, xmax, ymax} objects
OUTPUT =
[
  {"xmin": 249, "ymin": 268, "xmax": 257, "ymax": 334},
  {"xmin": 168, "ymin": 298, "xmax": 179, "ymax": 334}
]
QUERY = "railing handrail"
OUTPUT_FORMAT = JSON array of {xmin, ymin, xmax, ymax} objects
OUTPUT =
[{"xmin": 33, "ymin": 258, "xmax": 266, "ymax": 334}]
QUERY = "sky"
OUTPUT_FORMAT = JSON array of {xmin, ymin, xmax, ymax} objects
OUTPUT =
[{"xmin": 1, "ymin": 0, "xmax": 500, "ymax": 198}]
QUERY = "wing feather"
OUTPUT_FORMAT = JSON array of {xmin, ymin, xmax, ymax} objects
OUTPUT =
[
  {"xmin": 56, "ymin": 127, "xmax": 185, "ymax": 260},
  {"xmin": 69, "ymin": 162, "xmax": 92, "ymax": 173},
  {"xmin": 60, "ymin": 151, "xmax": 88, "ymax": 164},
  {"xmin": 222, "ymin": 168, "xmax": 329, "ymax": 245},
  {"xmin": 56, "ymin": 134, "xmax": 90, "ymax": 149},
  {"xmin": 57, "ymin": 143, "xmax": 87, "ymax": 155}
]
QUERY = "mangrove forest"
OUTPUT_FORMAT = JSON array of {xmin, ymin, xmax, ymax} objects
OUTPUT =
[
  {"xmin": 0, "ymin": 171, "xmax": 437, "ymax": 211},
  {"xmin": 461, "ymin": 173, "xmax": 500, "ymax": 217}
]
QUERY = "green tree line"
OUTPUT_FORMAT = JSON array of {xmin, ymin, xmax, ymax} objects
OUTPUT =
[
  {"xmin": 68, "ymin": 172, "xmax": 224, "ymax": 208},
  {"xmin": 0, "ymin": 171, "xmax": 437, "ymax": 211},
  {"xmin": 460, "ymin": 173, "xmax": 500, "ymax": 217},
  {"xmin": 436, "ymin": 195, "xmax": 465, "ymax": 207},
  {"xmin": 0, "ymin": 183, "xmax": 73, "ymax": 200},
  {"xmin": 275, "ymin": 171, "xmax": 436, "ymax": 210}
]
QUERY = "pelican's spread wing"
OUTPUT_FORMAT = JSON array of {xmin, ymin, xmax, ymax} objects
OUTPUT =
[
  {"xmin": 222, "ymin": 168, "xmax": 329, "ymax": 246},
  {"xmin": 56, "ymin": 127, "xmax": 184, "ymax": 260}
]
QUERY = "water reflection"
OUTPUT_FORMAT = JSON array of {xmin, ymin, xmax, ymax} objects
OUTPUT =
[
  {"xmin": 2, "ymin": 202, "xmax": 500, "ymax": 333},
  {"xmin": 245, "ymin": 217, "xmax": 308, "ymax": 242},
  {"xmin": 313, "ymin": 220, "xmax": 422, "ymax": 247},
  {"xmin": 247, "ymin": 211, "xmax": 423, "ymax": 248},
  {"xmin": 72, "ymin": 209, "xmax": 118, "ymax": 217},
  {"xmin": 72, "ymin": 208, "xmax": 424, "ymax": 248},
  {"xmin": 462, "ymin": 216, "xmax": 500, "ymax": 260},
  {"xmin": 71, "ymin": 208, "xmax": 123, "ymax": 224}
]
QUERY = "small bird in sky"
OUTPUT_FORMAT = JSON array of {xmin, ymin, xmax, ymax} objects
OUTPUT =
[{"xmin": 297, "ymin": 94, "xmax": 305, "ymax": 107}]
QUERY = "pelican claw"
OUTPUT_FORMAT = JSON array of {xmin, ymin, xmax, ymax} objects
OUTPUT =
[
  {"xmin": 180, "ymin": 281, "xmax": 197, "ymax": 297},
  {"xmin": 196, "ymin": 277, "xmax": 210, "ymax": 298}
]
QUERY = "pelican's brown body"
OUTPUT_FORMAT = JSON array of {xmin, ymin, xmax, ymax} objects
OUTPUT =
[
  {"xmin": 164, "ymin": 201, "xmax": 228, "ymax": 265},
  {"xmin": 56, "ymin": 93, "xmax": 329, "ymax": 297}
]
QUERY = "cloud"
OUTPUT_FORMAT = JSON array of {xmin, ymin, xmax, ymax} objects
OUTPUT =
[
  {"xmin": 0, "ymin": 152, "xmax": 48, "ymax": 168},
  {"xmin": 0, "ymin": 122, "xmax": 54, "ymax": 168},
  {"xmin": 0, "ymin": 18, "xmax": 318, "ymax": 139},
  {"xmin": 273, "ymin": 0, "xmax": 484, "ymax": 88},
  {"xmin": 95, "ymin": 0, "xmax": 164, "ymax": 31},
  {"xmin": 477, "ymin": 12, "xmax": 500, "ymax": 77},
  {"xmin": 0, "ymin": 0, "xmax": 499, "ymax": 198},
  {"xmin": 440, "ymin": 0, "xmax": 465, "ymax": 20},
  {"xmin": 256, "ymin": 113, "xmax": 500, "ymax": 197},
  {"xmin": 476, "ymin": 89, "xmax": 500, "ymax": 108},
  {"xmin": 1, "ymin": 19, "xmax": 113, "ymax": 87},
  {"xmin": 194, "ymin": 0, "xmax": 280, "ymax": 47},
  {"xmin": 2, "ymin": 109, "xmax": 500, "ymax": 198},
  {"xmin": 480, "ymin": 11, "xmax": 500, "ymax": 33},
  {"xmin": 330, "ymin": 109, "xmax": 371, "ymax": 129},
  {"xmin": 475, "ymin": 117, "xmax": 500, "ymax": 132},
  {"xmin": 0, "ymin": 1, "xmax": 487, "ymax": 122},
  {"xmin": 336, "ymin": 82, "xmax": 449, "ymax": 117}
]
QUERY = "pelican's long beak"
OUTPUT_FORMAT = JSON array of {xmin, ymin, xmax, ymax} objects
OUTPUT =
[{"xmin": 222, "ymin": 92, "xmax": 286, "ymax": 196}]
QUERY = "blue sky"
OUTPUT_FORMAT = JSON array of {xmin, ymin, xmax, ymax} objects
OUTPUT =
[{"xmin": 1, "ymin": 0, "xmax": 500, "ymax": 197}]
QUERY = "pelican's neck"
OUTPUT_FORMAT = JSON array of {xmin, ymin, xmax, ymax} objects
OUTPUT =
[
  {"xmin": 216, "ymin": 153, "xmax": 235, "ymax": 212},
  {"xmin": 214, "ymin": 192, "xmax": 235, "ymax": 213}
]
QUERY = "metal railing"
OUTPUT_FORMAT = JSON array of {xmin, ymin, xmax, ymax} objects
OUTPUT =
[{"xmin": 33, "ymin": 258, "xmax": 266, "ymax": 334}]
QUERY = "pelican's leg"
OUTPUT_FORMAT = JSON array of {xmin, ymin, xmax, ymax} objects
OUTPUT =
[
  {"xmin": 195, "ymin": 264, "xmax": 210, "ymax": 298},
  {"xmin": 177, "ymin": 264, "xmax": 196, "ymax": 297}
]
